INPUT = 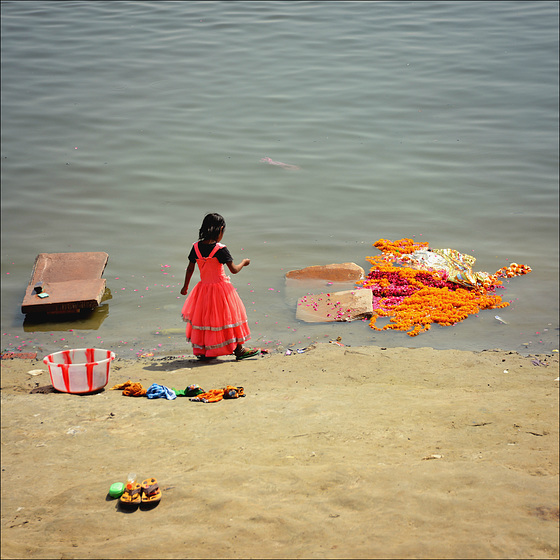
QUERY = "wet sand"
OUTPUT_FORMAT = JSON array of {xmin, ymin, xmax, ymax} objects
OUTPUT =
[{"xmin": 1, "ymin": 344, "xmax": 558, "ymax": 559}]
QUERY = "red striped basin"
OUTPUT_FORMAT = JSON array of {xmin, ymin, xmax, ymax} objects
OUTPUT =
[{"xmin": 43, "ymin": 348, "xmax": 115, "ymax": 394}]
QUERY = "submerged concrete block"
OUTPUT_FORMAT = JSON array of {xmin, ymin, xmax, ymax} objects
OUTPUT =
[
  {"xmin": 296, "ymin": 289, "xmax": 373, "ymax": 323},
  {"xmin": 285, "ymin": 262, "xmax": 364, "ymax": 282},
  {"xmin": 21, "ymin": 252, "xmax": 109, "ymax": 314}
]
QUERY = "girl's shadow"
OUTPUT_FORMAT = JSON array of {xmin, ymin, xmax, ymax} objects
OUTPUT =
[{"xmin": 142, "ymin": 357, "xmax": 222, "ymax": 371}]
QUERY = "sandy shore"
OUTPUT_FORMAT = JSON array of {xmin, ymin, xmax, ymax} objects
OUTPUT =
[{"xmin": 1, "ymin": 343, "xmax": 558, "ymax": 559}]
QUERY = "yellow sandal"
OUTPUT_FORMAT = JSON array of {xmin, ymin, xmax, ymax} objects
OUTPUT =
[
  {"xmin": 119, "ymin": 481, "xmax": 141, "ymax": 505},
  {"xmin": 141, "ymin": 478, "xmax": 162, "ymax": 504}
]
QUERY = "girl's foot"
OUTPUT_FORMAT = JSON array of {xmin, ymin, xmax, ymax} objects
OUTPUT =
[
  {"xmin": 235, "ymin": 347, "xmax": 260, "ymax": 361},
  {"xmin": 196, "ymin": 355, "xmax": 214, "ymax": 361}
]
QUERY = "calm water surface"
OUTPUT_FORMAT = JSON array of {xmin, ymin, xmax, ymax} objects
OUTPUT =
[{"xmin": 1, "ymin": 1, "xmax": 558, "ymax": 358}]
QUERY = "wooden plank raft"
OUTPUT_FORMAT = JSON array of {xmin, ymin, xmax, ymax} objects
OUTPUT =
[{"xmin": 21, "ymin": 252, "xmax": 109, "ymax": 314}]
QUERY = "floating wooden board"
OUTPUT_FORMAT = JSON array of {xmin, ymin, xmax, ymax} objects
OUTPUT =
[{"xmin": 21, "ymin": 252, "xmax": 109, "ymax": 314}]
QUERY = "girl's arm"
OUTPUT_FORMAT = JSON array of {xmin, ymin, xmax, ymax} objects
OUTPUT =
[
  {"xmin": 226, "ymin": 258, "xmax": 250, "ymax": 275},
  {"xmin": 180, "ymin": 262, "xmax": 196, "ymax": 295}
]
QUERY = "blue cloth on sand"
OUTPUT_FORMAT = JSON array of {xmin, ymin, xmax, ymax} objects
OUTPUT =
[{"xmin": 146, "ymin": 383, "xmax": 176, "ymax": 400}]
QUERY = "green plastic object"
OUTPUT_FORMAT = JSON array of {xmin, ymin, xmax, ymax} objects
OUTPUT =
[{"xmin": 109, "ymin": 482, "xmax": 125, "ymax": 498}]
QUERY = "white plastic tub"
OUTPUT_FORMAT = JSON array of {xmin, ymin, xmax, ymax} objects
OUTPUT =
[{"xmin": 43, "ymin": 348, "xmax": 115, "ymax": 394}]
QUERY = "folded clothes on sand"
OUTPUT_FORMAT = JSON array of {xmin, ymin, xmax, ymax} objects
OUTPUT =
[
  {"xmin": 109, "ymin": 381, "xmax": 243, "ymax": 402},
  {"xmin": 146, "ymin": 383, "xmax": 177, "ymax": 400}
]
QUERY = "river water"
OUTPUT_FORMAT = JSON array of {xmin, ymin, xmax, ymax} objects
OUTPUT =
[{"xmin": 1, "ymin": 1, "xmax": 558, "ymax": 358}]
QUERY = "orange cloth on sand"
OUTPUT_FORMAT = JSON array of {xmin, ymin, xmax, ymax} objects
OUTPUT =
[
  {"xmin": 196, "ymin": 389, "xmax": 226, "ymax": 403},
  {"xmin": 190, "ymin": 385, "xmax": 245, "ymax": 403},
  {"xmin": 110, "ymin": 380, "xmax": 147, "ymax": 397}
]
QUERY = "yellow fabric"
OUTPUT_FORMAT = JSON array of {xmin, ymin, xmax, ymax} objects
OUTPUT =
[{"xmin": 431, "ymin": 248, "xmax": 492, "ymax": 288}]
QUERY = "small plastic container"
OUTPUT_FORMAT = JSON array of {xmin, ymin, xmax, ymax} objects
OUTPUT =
[
  {"xmin": 43, "ymin": 348, "xmax": 115, "ymax": 394},
  {"xmin": 109, "ymin": 482, "xmax": 125, "ymax": 498}
]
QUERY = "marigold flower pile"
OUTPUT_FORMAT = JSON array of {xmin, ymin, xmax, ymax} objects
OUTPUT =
[{"xmin": 358, "ymin": 238, "xmax": 531, "ymax": 337}]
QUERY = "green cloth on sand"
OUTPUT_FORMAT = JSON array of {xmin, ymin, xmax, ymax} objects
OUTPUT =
[{"xmin": 172, "ymin": 384, "xmax": 204, "ymax": 397}]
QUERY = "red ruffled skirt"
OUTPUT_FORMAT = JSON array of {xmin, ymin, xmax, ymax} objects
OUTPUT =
[{"xmin": 182, "ymin": 280, "xmax": 250, "ymax": 357}]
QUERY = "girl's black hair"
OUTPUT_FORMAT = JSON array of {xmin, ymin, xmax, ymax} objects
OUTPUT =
[{"xmin": 198, "ymin": 213, "xmax": 226, "ymax": 241}]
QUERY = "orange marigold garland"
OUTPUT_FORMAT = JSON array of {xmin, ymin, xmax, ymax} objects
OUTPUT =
[
  {"xmin": 373, "ymin": 238, "xmax": 429, "ymax": 256},
  {"xmin": 359, "ymin": 238, "xmax": 531, "ymax": 336}
]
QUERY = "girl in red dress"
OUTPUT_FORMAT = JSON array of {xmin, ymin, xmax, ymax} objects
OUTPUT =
[{"xmin": 180, "ymin": 213, "xmax": 259, "ymax": 361}]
